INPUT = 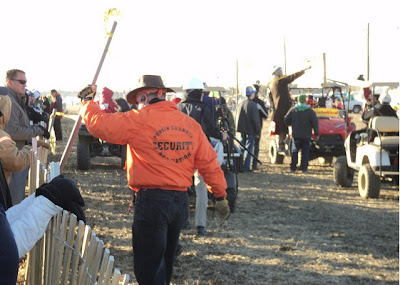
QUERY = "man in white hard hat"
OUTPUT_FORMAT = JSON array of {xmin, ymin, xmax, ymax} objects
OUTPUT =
[{"xmin": 178, "ymin": 77, "xmax": 228, "ymax": 236}]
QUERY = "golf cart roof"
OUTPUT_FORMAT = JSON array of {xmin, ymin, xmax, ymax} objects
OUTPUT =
[
  {"xmin": 325, "ymin": 79, "xmax": 349, "ymax": 88},
  {"xmin": 169, "ymin": 86, "xmax": 227, "ymax": 93},
  {"xmin": 206, "ymin": 86, "xmax": 227, "ymax": 92},
  {"xmin": 370, "ymin": 82, "xmax": 399, "ymax": 89},
  {"xmin": 169, "ymin": 87, "xmax": 183, "ymax": 93}
]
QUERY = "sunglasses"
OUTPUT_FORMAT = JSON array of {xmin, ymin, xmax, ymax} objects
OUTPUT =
[{"xmin": 11, "ymin": 79, "xmax": 27, "ymax": 85}]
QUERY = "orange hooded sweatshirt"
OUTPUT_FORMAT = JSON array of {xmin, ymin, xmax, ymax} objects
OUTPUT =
[{"xmin": 81, "ymin": 100, "xmax": 227, "ymax": 198}]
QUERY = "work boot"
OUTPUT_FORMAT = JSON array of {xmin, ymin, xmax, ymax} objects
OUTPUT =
[{"xmin": 197, "ymin": 226, "xmax": 206, "ymax": 236}]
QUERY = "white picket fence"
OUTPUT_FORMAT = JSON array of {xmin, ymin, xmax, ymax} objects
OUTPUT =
[{"xmin": 22, "ymin": 121, "xmax": 130, "ymax": 284}]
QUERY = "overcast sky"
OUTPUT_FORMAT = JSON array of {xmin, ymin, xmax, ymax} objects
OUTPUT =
[{"xmin": 1, "ymin": 0, "xmax": 399, "ymax": 93}]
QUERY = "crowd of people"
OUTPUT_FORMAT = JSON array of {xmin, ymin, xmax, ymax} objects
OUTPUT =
[
  {"xmin": 0, "ymin": 69, "xmax": 83, "ymax": 284},
  {"xmin": 0, "ymin": 65, "xmax": 398, "ymax": 284}
]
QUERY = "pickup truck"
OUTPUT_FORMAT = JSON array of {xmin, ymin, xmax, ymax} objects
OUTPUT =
[{"xmin": 313, "ymin": 94, "xmax": 364, "ymax": 114}]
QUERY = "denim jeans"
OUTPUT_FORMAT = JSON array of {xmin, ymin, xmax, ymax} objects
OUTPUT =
[
  {"xmin": 194, "ymin": 170, "xmax": 208, "ymax": 228},
  {"xmin": 240, "ymin": 133, "xmax": 255, "ymax": 171},
  {"xmin": 291, "ymin": 138, "xmax": 311, "ymax": 172},
  {"xmin": 252, "ymin": 135, "xmax": 261, "ymax": 170},
  {"xmin": 132, "ymin": 189, "xmax": 189, "ymax": 285},
  {"xmin": 9, "ymin": 166, "xmax": 29, "ymax": 205}
]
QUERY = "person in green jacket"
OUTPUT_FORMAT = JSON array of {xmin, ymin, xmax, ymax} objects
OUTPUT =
[{"xmin": 284, "ymin": 94, "xmax": 319, "ymax": 173}]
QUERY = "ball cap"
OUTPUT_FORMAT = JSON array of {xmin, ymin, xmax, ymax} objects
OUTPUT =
[
  {"xmin": 297, "ymin": 94, "xmax": 307, "ymax": 103},
  {"xmin": 245, "ymin": 86, "xmax": 256, "ymax": 96}
]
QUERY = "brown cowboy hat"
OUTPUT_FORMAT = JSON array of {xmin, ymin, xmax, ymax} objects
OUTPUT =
[{"xmin": 126, "ymin": 75, "xmax": 174, "ymax": 104}]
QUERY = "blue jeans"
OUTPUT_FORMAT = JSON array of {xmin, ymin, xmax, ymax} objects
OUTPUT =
[
  {"xmin": 0, "ymin": 205, "xmax": 19, "ymax": 285},
  {"xmin": 240, "ymin": 133, "xmax": 255, "ymax": 171},
  {"xmin": 9, "ymin": 166, "xmax": 29, "ymax": 205},
  {"xmin": 132, "ymin": 189, "xmax": 189, "ymax": 285},
  {"xmin": 291, "ymin": 138, "xmax": 311, "ymax": 172},
  {"xmin": 252, "ymin": 135, "xmax": 261, "ymax": 169}
]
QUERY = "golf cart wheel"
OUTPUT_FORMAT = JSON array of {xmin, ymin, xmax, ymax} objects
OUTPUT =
[
  {"xmin": 77, "ymin": 142, "xmax": 90, "ymax": 170},
  {"xmin": 358, "ymin": 164, "xmax": 381, "ymax": 198},
  {"xmin": 333, "ymin": 156, "xmax": 354, "ymax": 187},
  {"xmin": 269, "ymin": 140, "xmax": 284, "ymax": 164},
  {"xmin": 353, "ymin": 105, "xmax": 361, "ymax": 114}
]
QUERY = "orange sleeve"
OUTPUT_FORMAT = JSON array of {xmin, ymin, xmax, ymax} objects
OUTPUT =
[{"xmin": 81, "ymin": 101, "xmax": 139, "ymax": 145}]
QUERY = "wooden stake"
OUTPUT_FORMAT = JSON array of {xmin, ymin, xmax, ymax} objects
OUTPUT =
[{"xmin": 60, "ymin": 21, "xmax": 118, "ymax": 172}]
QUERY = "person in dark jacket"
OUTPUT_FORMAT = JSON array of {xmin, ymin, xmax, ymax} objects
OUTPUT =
[
  {"xmin": 201, "ymin": 82, "xmax": 219, "ymax": 126},
  {"xmin": 50, "ymin": 89, "xmax": 63, "ymax": 141},
  {"xmin": 217, "ymin": 96, "xmax": 236, "ymax": 134},
  {"xmin": 26, "ymin": 90, "xmax": 48, "ymax": 126},
  {"xmin": 284, "ymin": 94, "xmax": 319, "ymax": 173},
  {"xmin": 361, "ymin": 94, "xmax": 397, "ymax": 123},
  {"xmin": 236, "ymin": 86, "xmax": 261, "ymax": 172},
  {"xmin": 178, "ymin": 77, "xmax": 227, "ymax": 236},
  {"xmin": 252, "ymin": 83, "xmax": 268, "ymax": 170},
  {"xmin": 269, "ymin": 65, "xmax": 311, "ymax": 150}
]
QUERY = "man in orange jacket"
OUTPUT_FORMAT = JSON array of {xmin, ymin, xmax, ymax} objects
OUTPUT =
[{"xmin": 79, "ymin": 75, "xmax": 229, "ymax": 285}]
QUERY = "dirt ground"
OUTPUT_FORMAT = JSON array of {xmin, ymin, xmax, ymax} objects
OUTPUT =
[{"xmin": 22, "ymin": 104, "xmax": 399, "ymax": 284}]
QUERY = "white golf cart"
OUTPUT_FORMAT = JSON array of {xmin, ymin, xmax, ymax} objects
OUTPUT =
[{"xmin": 333, "ymin": 116, "xmax": 399, "ymax": 198}]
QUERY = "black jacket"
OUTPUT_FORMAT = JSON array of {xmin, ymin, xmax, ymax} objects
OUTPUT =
[
  {"xmin": 178, "ymin": 98, "xmax": 222, "ymax": 140},
  {"xmin": 284, "ymin": 106, "xmax": 319, "ymax": 138},
  {"xmin": 235, "ymin": 98, "xmax": 261, "ymax": 135},
  {"xmin": 252, "ymin": 96, "xmax": 268, "ymax": 129},
  {"xmin": 362, "ymin": 103, "xmax": 398, "ymax": 122}
]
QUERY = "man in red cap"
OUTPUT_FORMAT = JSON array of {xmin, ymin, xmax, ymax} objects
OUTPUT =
[{"xmin": 78, "ymin": 75, "xmax": 230, "ymax": 285}]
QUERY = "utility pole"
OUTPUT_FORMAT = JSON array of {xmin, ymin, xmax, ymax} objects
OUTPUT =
[
  {"xmin": 283, "ymin": 35, "xmax": 287, "ymax": 75},
  {"xmin": 323, "ymin": 53, "xmax": 327, "ymax": 88},
  {"xmin": 367, "ymin": 23, "xmax": 370, "ymax": 81},
  {"xmin": 236, "ymin": 58, "xmax": 239, "ymax": 114}
]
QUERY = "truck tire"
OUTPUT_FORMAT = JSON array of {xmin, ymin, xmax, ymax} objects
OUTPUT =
[
  {"xmin": 353, "ymin": 105, "xmax": 361, "ymax": 114},
  {"xmin": 333, "ymin": 156, "xmax": 354, "ymax": 187},
  {"xmin": 77, "ymin": 142, "xmax": 91, "ymax": 170},
  {"xmin": 269, "ymin": 140, "xmax": 284, "ymax": 164},
  {"xmin": 358, "ymin": 164, "xmax": 381, "ymax": 198}
]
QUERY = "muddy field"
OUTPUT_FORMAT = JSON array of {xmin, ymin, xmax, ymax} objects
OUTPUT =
[{"xmin": 22, "ymin": 104, "xmax": 399, "ymax": 284}]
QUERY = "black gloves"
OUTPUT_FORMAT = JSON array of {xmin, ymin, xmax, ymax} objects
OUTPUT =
[
  {"xmin": 37, "ymin": 125, "xmax": 50, "ymax": 139},
  {"xmin": 78, "ymin": 85, "xmax": 96, "ymax": 101},
  {"xmin": 35, "ymin": 175, "xmax": 86, "ymax": 222}
]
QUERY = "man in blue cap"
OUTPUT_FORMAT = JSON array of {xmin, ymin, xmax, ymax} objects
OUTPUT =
[{"xmin": 235, "ymin": 86, "xmax": 261, "ymax": 172}]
